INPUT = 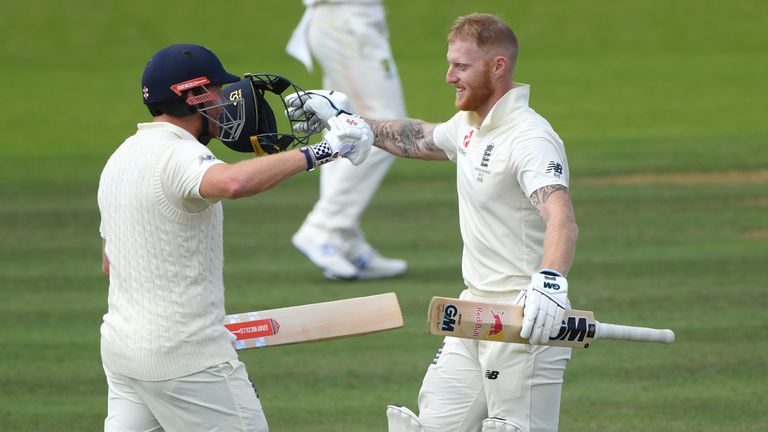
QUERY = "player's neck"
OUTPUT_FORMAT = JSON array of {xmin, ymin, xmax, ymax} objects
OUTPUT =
[{"xmin": 153, "ymin": 113, "xmax": 202, "ymax": 138}]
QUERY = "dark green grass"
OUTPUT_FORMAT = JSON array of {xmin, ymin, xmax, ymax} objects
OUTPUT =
[{"xmin": 1, "ymin": 1, "xmax": 767, "ymax": 431}]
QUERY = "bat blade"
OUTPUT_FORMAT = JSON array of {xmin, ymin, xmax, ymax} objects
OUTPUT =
[
  {"xmin": 428, "ymin": 297, "xmax": 674, "ymax": 348},
  {"xmin": 225, "ymin": 292, "xmax": 404, "ymax": 350}
]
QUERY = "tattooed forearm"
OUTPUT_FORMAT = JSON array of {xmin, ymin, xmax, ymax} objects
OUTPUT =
[
  {"xmin": 422, "ymin": 126, "xmax": 440, "ymax": 153},
  {"xmin": 370, "ymin": 119, "xmax": 424, "ymax": 156},
  {"xmin": 530, "ymin": 184, "xmax": 569, "ymax": 209},
  {"xmin": 369, "ymin": 119, "xmax": 441, "ymax": 159},
  {"xmin": 532, "ymin": 184, "xmax": 578, "ymax": 275}
]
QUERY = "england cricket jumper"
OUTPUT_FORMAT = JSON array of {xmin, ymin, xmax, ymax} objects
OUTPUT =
[
  {"xmin": 98, "ymin": 122, "xmax": 267, "ymax": 431},
  {"xmin": 418, "ymin": 84, "xmax": 572, "ymax": 432}
]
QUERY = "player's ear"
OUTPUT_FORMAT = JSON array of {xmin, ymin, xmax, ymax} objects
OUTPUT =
[{"xmin": 493, "ymin": 55, "xmax": 508, "ymax": 75}]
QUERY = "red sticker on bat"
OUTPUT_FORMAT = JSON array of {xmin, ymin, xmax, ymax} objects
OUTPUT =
[
  {"xmin": 487, "ymin": 309, "xmax": 504, "ymax": 337},
  {"xmin": 225, "ymin": 318, "xmax": 280, "ymax": 340}
]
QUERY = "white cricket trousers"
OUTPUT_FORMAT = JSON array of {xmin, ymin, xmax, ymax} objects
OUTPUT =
[
  {"xmin": 104, "ymin": 360, "xmax": 268, "ymax": 432},
  {"xmin": 418, "ymin": 289, "xmax": 572, "ymax": 432},
  {"xmin": 302, "ymin": 3, "xmax": 407, "ymax": 235}
]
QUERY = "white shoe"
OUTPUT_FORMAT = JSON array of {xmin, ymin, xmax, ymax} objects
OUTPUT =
[
  {"xmin": 341, "ymin": 241, "xmax": 409, "ymax": 280},
  {"xmin": 292, "ymin": 230, "xmax": 358, "ymax": 280}
]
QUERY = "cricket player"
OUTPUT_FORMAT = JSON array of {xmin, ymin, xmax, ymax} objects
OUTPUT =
[
  {"xmin": 97, "ymin": 44, "xmax": 372, "ymax": 431},
  {"xmin": 290, "ymin": 14, "xmax": 579, "ymax": 432},
  {"xmin": 286, "ymin": 0, "xmax": 409, "ymax": 280}
]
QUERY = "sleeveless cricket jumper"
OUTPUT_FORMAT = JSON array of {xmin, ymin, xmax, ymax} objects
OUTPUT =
[
  {"xmin": 418, "ymin": 85, "xmax": 572, "ymax": 432},
  {"xmin": 98, "ymin": 122, "xmax": 235, "ymax": 381}
]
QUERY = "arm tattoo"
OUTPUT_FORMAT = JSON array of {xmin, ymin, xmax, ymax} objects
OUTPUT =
[
  {"xmin": 370, "ymin": 119, "xmax": 438, "ymax": 158},
  {"xmin": 530, "ymin": 184, "xmax": 568, "ymax": 209}
]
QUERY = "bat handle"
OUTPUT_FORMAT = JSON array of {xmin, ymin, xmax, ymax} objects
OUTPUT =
[{"xmin": 595, "ymin": 322, "xmax": 675, "ymax": 344}]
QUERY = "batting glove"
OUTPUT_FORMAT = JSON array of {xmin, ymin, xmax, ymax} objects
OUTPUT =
[
  {"xmin": 284, "ymin": 90, "xmax": 350, "ymax": 134},
  {"xmin": 514, "ymin": 270, "xmax": 570, "ymax": 344},
  {"xmin": 302, "ymin": 113, "xmax": 372, "ymax": 168}
]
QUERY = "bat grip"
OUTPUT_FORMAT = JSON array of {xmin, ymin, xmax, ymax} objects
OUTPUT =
[{"xmin": 595, "ymin": 322, "xmax": 675, "ymax": 344}]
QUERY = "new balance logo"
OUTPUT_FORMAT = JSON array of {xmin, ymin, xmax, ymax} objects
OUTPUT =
[
  {"xmin": 546, "ymin": 161, "xmax": 563, "ymax": 178},
  {"xmin": 198, "ymin": 155, "xmax": 217, "ymax": 165},
  {"xmin": 485, "ymin": 370, "xmax": 500, "ymax": 380}
]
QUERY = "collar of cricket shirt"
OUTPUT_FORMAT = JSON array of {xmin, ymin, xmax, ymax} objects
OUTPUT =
[
  {"xmin": 465, "ymin": 83, "xmax": 531, "ymax": 133},
  {"xmin": 137, "ymin": 121, "xmax": 199, "ymax": 142}
]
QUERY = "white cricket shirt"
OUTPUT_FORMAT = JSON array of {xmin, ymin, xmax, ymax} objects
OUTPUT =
[
  {"xmin": 97, "ymin": 122, "xmax": 236, "ymax": 381},
  {"xmin": 433, "ymin": 84, "xmax": 569, "ymax": 293}
]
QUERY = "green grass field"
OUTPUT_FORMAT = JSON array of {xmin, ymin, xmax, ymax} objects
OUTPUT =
[{"xmin": 1, "ymin": 0, "xmax": 767, "ymax": 430}]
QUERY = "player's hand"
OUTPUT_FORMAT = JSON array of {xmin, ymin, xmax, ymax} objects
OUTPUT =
[
  {"xmin": 284, "ymin": 90, "xmax": 350, "ymax": 134},
  {"xmin": 514, "ymin": 270, "xmax": 570, "ymax": 344},
  {"xmin": 307, "ymin": 113, "xmax": 372, "ymax": 166}
]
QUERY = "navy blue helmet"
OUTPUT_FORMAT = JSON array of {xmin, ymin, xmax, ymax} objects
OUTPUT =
[
  {"xmin": 142, "ymin": 44, "xmax": 239, "ymax": 116},
  {"xmin": 140, "ymin": 44, "xmax": 246, "ymax": 143}
]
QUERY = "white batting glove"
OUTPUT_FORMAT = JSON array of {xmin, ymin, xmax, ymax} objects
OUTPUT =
[
  {"xmin": 284, "ymin": 90, "xmax": 350, "ymax": 134},
  {"xmin": 514, "ymin": 270, "xmax": 570, "ymax": 344},
  {"xmin": 303, "ymin": 113, "xmax": 372, "ymax": 168}
]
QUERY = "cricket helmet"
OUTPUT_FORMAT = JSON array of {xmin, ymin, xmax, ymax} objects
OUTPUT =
[
  {"xmin": 141, "ymin": 44, "xmax": 246, "ymax": 143},
  {"xmin": 142, "ymin": 44, "xmax": 239, "ymax": 112},
  {"xmin": 219, "ymin": 74, "xmax": 314, "ymax": 155}
]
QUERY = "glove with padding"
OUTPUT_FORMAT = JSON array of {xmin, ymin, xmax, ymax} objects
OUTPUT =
[
  {"xmin": 306, "ymin": 113, "xmax": 372, "ymax": 167},
  {"xmin": 284, "ymin": 90, "xmax": 350, "ymax": 134},
  {"xmin": 514, "ymin": 270, "xmax": 570, "ymax": 344}
]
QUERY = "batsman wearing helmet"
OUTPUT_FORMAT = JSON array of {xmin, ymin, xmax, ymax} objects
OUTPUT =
[
  {"xmin": 97, "ymin": 43, "xmax": 372, "ymax": 431},
  {"xmin": 289, "ymin": 14, "xmax": 579, "ymax": 432}
]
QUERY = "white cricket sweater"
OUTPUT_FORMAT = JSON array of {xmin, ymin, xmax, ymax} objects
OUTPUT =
[{"xmin": 97, "ymin": 122, "xmax": 236, "ymax": 381}]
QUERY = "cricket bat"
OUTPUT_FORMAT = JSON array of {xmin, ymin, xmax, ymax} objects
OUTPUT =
[
  {"xmin": 225, "ymin": 292, "xmax": 403, "ymax": 350},
  {"xmin": 428, "ymin": 296, "xmax": 675, "ymax": 349}
]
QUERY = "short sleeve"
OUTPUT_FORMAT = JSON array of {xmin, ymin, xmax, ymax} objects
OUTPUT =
[
  {"xmin": 433, "ymin": 113, "xmax": 465, "ymax": 161},
  {"xmin": 512, "ymin": 136, "xmax": 569, "ymax": 197},
  {"xmin": 160, "ymin": 143, "xmax": 224, "ymax": 212}
]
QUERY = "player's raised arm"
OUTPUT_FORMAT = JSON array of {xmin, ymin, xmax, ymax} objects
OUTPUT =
[
  {"xmin": 285, "ymin": 90, "xmax": 448, "ymax": 161},
  {"xmin": 367, "ymin": 119, "xmax": 448, "ymax": 160}
]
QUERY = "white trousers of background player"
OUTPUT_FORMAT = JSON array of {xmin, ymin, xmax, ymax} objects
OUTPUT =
[
  {"xmin": 301, "ymin": 3, "xmax": 406, "ymax": 248},
  {"xmin": 418, "ymin": 289, "xmax": 572, "ymax": 432}
]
